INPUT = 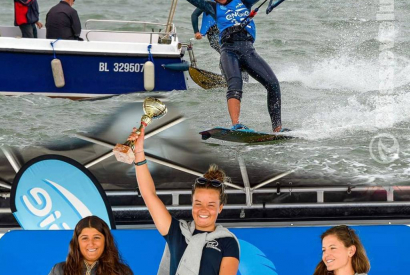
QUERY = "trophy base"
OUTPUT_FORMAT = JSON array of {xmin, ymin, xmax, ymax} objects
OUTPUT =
[{"xmin": 113, "ymin": 144, "xmax": 135, "ymax": 164}]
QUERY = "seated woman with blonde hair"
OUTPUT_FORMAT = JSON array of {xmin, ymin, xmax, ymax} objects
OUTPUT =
[
  {"xmin": 48, "ymin": 215, "xmax": 133, "ymax": 275},
  {"xmin": 313, "ymin": 225, "xmax": 370, "ymax": 275}
]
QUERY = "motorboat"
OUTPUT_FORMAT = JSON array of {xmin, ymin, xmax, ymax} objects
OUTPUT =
[{"xmin": 0, "ymin": 13, "xmax": 188, "ymax": 99}]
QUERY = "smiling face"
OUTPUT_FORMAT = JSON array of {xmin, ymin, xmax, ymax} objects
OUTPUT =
[
  {"xmin": 192, "ymin": 188, "xmax": 223, "ymax": 231},
  {"xmin": 78, "ymin": 228, "xmax": 105, "ymax": 265},
  {"xmin": 322, "ymin": 234, "xmax": 356, "ymax": 273}
]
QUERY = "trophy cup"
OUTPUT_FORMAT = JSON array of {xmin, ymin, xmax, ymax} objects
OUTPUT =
[{"xmin": 113, "ymin": 97, "xmax": 167, "ymax": 164}]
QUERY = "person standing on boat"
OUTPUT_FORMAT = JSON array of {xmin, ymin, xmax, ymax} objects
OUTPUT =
[
  {"xmin": 127, "ymin": 127, "xmax": 240, "ymax": 275},
  {"xmin": 46, "ymin": 0, "xmax": 82, "ymax": 40},
  {"xmin": 13, "ymin": 0, "xmax": 43, "ymax": 38},
  {"xmin": 186, "ymin": 0, "xmax": 287, "ymax": 133}
]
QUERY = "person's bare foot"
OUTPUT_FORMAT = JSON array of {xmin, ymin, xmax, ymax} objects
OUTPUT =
[
  {"xmin": 273, "ymin": 126, "xmax": 291, "ymax": 133},
  {"xmin": 273, "ymin": 126, "xmax": 282, "ymax": 132}
]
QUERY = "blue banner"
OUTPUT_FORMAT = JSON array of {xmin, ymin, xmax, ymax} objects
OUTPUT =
[
  {"xmin": 10, "ymin": 155, "xmax": 115, "ymax": 230},
  {"xmin": 0, "ymin": 225, "xmax": 408, "ymax": 274}
]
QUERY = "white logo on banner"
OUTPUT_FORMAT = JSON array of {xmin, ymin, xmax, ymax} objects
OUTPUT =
[
  {"xmin": 369, "ymin": 133, "xmax": 399, "ymax": 164},
  {"xmin": 22, "ymin": 179, "xmax": 92, "ymax": 229}
]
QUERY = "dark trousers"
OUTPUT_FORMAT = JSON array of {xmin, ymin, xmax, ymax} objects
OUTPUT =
[
  {"xmin": 220, "ymin": 41, "xmax": 281, "ymax": 129},
  {"xmin": 19, "ymin": 23, "xmax": 35, "ymax": 38}
]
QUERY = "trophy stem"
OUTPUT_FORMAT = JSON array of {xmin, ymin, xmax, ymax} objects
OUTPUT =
[
  {"xmin": 134, "ymin": 124, "xmax": 145, "ymax": 136},
  {"xmin": 123, "ymin": 140, "xmax": 135, "ymax": 150}
]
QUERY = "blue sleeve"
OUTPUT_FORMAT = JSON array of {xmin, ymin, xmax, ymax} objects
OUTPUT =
[
  {"xmin": 222, "ymin": 237, "xmax": 240, "ymax": 260},
  {"xmin": 191, "ymin": 8, "xmax": 203, "ymax": 33},
  {"xmin": 186, "ymin": 0, "xmax": 216, "ymax": 20},
  {"xmin": 164, "ymin": 217, "xmax": 181, "ymax": 243}
]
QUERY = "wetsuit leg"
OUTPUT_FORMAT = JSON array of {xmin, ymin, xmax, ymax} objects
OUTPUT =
[
  {"xmin": 239, "ymin": 42, "xmax": 281, "ymax": 130},
  {"xmin": 206, "ymin": 27, "xmax": 224, "ymax": 75},
  {"xmin": 220, "ymin": 43, "xmax": 243, "ymax": 101}
]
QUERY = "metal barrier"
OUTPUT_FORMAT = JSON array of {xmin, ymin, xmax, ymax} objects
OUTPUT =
[
  {"xmin": 84, "ymin": 19, "xmax": 176, "ymax": 44},
  {"xmin": 107, "ymin": 185, "xmax": 410, "ymax": 211}
]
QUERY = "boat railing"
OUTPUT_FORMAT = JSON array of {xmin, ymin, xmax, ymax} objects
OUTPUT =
[{"xmin": 84, "ymin": 19, "xmax": 176, "ymax": 44}]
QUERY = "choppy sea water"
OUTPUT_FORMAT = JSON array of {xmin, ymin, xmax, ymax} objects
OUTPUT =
[{"xmin": 0, "ymin": 0, "xmax": 409, "ymax": 185}]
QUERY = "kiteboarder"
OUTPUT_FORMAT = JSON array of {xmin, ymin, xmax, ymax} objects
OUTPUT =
[
  {"xmin": 187, "ymin": 0, "xmax": 287, "ymax": 132},
  {"xmin": 191, "ymin": 4, "xmax": 249, "ymax": 82}
]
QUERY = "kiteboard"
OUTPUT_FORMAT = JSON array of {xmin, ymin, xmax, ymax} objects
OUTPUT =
[
  {"xmin": 199, "ymin": 127, "xmax": 293, "ymax": 143},
  {"xmin": 189, "ymin": 67, "xmax": 226, "ymax": 89}
]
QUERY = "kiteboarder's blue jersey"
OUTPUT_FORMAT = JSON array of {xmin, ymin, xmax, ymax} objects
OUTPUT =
[
  {"xmin": 215, "ymin": 0, "xmax": 256, "ymax": 41},
  {"xmin": 186, "ymin": 0, "xmax": 260, "ymax": 23}
]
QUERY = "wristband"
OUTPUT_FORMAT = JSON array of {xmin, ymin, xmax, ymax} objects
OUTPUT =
[{"xmin": 135, "ymin": 159, "xmax": 147, "ymax": 166}]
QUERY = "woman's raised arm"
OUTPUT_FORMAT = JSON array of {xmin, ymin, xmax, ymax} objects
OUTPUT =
[{"xmin": 129, "ymin": 128, "xmax": 172, "ymax": 236}]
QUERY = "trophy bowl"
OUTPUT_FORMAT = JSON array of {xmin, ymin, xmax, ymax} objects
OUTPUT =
[
  {"xmin": 113, "ymin": 97, "xmax": 167, "ymax": 164},
  {"xmin": 143, "ymin": 97, "xmax": 167, "ymax": 121}
]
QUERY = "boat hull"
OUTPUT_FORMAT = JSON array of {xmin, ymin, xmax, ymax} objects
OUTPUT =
[
  {"xmin": 0, "ymin": 51, "xmax": 187, "ymax": 98},
  {"xmin": 0, "ymin": 23, "xmax": 188, "ymax": 98}
]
